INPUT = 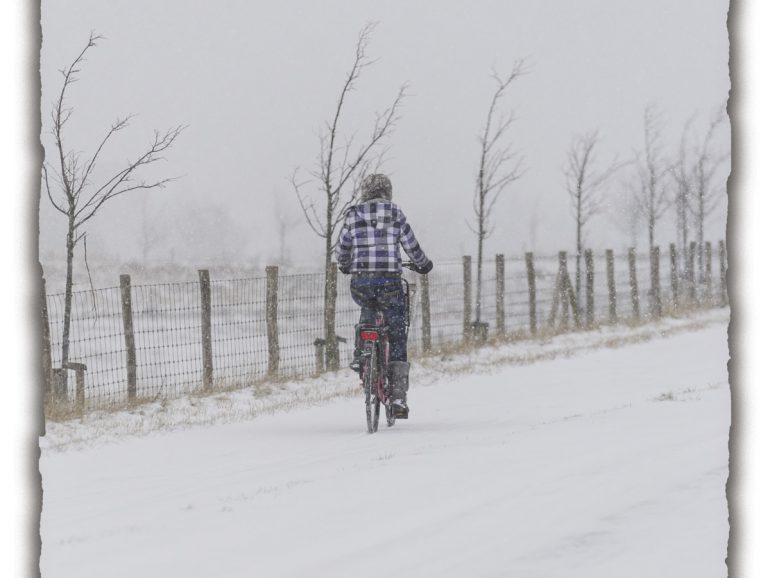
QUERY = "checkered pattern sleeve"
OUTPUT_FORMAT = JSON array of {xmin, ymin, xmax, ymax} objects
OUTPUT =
[
  {"xmin": 396, "ymin": 207, "xmax": 430, "ymax": 268},
  {"xmin": 336, "ymin": 208, "xmax": 354, "ymax": 270}
]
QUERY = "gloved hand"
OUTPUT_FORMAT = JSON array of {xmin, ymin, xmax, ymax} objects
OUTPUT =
[
  {"xmin": 415, "ymin": 260, "xmax": 433, "ymax": 275},
  {"xmin": 339, "ymin": 264, "xmax": 351, "ymax": 274}
]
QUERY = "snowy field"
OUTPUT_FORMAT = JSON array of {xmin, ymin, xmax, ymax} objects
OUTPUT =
[{"xmin": 40, "ymin": 309, "xmax": 730, "ymax": 578}]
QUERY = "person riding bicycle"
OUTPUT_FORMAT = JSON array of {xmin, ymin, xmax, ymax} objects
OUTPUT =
[{"xmin": 336, "ymin": 174, "xmax": 433, "ymax": 419}]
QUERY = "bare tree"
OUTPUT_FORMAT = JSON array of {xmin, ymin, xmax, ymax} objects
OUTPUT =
[
  {"xmin": 629, "ymin": 105, "xmax": 671, "ymax": 256},
  {"xmin": 291, "ymin": 22, "xmax": 407, "ymax": 369},
  {"xmin": 564, "ymin": 130, "xmax": 624, "ymax": 313},
  {"xmin": 690, "ymin": 105, "xmax": 729, "ymax": 281},
  {"xmin": 42, "ymin": 32, "xmax": 184, "ymax": 367},
  {"xmin": 671, "ymin": 114, "xmax": 697, "ymax": 274},
  {"xmin": 470, "ymin": 63, "xmax": 526, "ymax": 327}
]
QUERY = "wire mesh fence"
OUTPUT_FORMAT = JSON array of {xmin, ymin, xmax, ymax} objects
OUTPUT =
[{"xmin": 43, "ymin": 241, "xmax": 727, "ymax": 413}]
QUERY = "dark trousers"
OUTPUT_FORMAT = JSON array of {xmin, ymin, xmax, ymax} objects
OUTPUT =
[{"xmin": 349, "ymin": 276, "xmax": 407, "ymax": 362}]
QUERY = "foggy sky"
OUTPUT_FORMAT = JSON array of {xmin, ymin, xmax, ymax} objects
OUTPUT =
[{"xmin": 38, "ymin": 0, "xmax": 731, "ymax": 281}]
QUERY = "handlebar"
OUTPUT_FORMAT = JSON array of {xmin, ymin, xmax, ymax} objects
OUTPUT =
[{"xmin": 338, "ymin": 261, "xmax": 427, "ymax": 274}]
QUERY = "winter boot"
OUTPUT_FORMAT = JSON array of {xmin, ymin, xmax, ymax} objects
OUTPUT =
[
  {"xmin": 349, "ymin": 330, "xmax": 363, "ymax": 373},
  {"xmin": 388, "ymin": 361, "xmax": 410, "ymax": 419}
]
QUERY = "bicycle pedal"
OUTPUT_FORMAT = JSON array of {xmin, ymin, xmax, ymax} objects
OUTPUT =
[{"xmin": 391, "ymin": 404, "xmax": 409, "ymax": 419}]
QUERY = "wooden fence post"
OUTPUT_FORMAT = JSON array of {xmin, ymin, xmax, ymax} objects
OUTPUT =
[
  {"xmin": 566, "ymin": 252, "xmax": 580, "ymax": 327},
  {"xmin": 650, "ymin": 246, "xmax": 662, "ymax": 318},
  {"xmin": 41, "ymin": 275, "xmax": 53, "ymax": 400},
  {"xmin": 719, "ymin": 240, "xmax": 728, "ymax": 306},
  {"xmin": 555, "ymin": 251, "xmax": 580, "ymax": 328},
  {"xmin": 704, "ymin": 241, "xmax": 713, "ymax": 300},
  {"xmin": 120, "ymin": 274, "xmax": 137, "ymax": 402},
  {"xmin": 669, "ymin": 243, "xmax": 679, "ymax": 309},
  {"xmin": 628, "ymin": 248, "xmax": 641, "ymax": 321},
  {"xmin": 462, "ymin": 256, "xmax": 472, "ymax": 342},
  {"xmin": 606, "ymin": 249, "xmax": 617, "ymax": 324},
  {"xmin": 688, "ymin": 241, "xmax": 697, "ymax": 303},
  {"xmin": 584, "ymin": 249, "xmax": 595, "ymax": 326},
  {"xmin": 525, "ymin": 252, "xmax": 537, "ymax": 335},
  {"xmin": 420, "ymin": 274, "xmax": 432, "ymax": 353},
  {"xmin": 266, "ymin": 266, "xmax": 280, "ymax": 376},
  {"xmin": 324, "ymin": 262, "xmax": 339, "ymax": 371},
  {"xmin": 313, "ymin": 339, "xmax": 325, "ymax": 374},
  {"xmin": 495, "ymin": 254, "xmax": 505, "ymax": 336},
  {"xmin": 64, "ymin": 362, "xmax": 87, "ymax": 411},
  {"xmin": 198, "ymin": 269, "xmax": 214, "ymax": 392},
  {"xmin": 558, "ymin": 252, "xmax": 568, "ymax": 328}
]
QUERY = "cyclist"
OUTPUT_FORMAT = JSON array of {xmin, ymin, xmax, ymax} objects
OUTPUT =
[{"xmin": 337, "ymin": 174, "xmax": 433, "ymax": 419}]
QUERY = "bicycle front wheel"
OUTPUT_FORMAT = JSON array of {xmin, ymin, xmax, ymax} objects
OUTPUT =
[{"xmin": 363, "ymin": 344, "xmax": 380, "ymax": 433}]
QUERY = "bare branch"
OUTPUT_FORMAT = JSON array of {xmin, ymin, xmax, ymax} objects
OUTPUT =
[
  {"xmin": 42, "ymin": 164, "xmax": 68, "ymax": 215},
  {"xmin": 74, "ymin": 114, "xmax": 135, "ymax": 199},
  {"xmin": 334, "ymin": 83, "xmax": 407, "ymax": 196},
  {"xmin": 324, "ymin": 22, "xmax": 378, "ymax": 200},
  {"xmin": 75, "ymin": 125, "xmax": 185, "ymax": 219},
  {"xmin": 474, "ymin": 62, "xmax": 526, "ymax": 221},
  {"xmin": 51, "ymin": 32, "xmax": 104, "ymax": 207},
  {"xmin": 76, "ymin": 178, "xmax": 178, "ymax": 228},
  {"xmin": 290, "ymin": 168, "xmax": 325, "ymax": 238}
]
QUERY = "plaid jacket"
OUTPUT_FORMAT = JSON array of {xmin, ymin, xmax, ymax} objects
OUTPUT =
[{"xmin": 336, "ymin": 199, "xmax": 430, "ymax": 273}]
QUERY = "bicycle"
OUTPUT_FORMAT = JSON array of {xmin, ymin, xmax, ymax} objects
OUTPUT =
[{"xmin": 357, "ymin": 262, "xmax": 416, "ymax": 434}]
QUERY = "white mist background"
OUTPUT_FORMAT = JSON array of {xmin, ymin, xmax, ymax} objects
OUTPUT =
[{"xmin": 38, "ymin": 0, "xmax": 730, "ymax": 287}]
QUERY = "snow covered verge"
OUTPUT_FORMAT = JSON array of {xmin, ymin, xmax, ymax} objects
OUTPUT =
[
  {"xmin": 41, "ymin": 308, "xmax": 729, "ymax": 453},
  {"xmin": 40, "ymin": 307, "xmax": 730, "ymax": 578}
]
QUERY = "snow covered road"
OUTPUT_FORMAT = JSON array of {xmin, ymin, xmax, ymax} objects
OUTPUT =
[{"xmin": 40, "ymin": 312, "xmax": 730, "ymax": 577}]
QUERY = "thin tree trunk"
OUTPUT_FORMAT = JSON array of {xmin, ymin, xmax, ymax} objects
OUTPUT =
[
  {"xmin": 61, "ymin": 217, "xmax": 76, "ymax": 366},
  {"xmin": 680, "ymin": 188, "xmax": 689, "ymax": 278},
  {"xmin": 648, "ymin": 218, "xmax": 655, "ymax": 258},
  {"xmin": 323, "ymin": 227, "xmax": 339, "ymax": 371},
  {"xmin": 681, "ymin": 215, "xmax": 689, "ymax": 279},
  {"xmin": 575, "ymin": 223, "xmax": 582, "ymax": 319},
  {"xmin": 475, "ymin": 159, "xmax": 486, "ymax": 324},
  {"xmin": 476, "ymin": 209, "xmax": 484, "ymax": 324},
  {"xmin": 698, "ymin": 193, "xmax": 705, "ymax": 282}
]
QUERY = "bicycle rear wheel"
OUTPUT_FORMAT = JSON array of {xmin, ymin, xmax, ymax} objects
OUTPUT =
[{"xmin": 363, "ymin": 343, "xmax": 380, "ymax": 433}]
